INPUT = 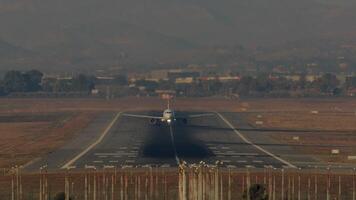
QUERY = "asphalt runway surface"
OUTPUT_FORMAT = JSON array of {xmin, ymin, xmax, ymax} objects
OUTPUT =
[{"xmin": 26, "ymin": 111, "xmax": 356, "ymax": 171}]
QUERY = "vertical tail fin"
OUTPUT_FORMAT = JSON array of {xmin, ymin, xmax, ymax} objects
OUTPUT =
[{"xmin": 167, "ymin": 98, "xmax": 170, "ymax": 109}]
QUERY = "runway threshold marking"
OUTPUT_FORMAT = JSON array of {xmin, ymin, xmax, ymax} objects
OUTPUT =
[
  {"xmin": 61, "ymin": 112, "xmax": 122, "ymax": 169},
  {"xmin": 169, "ymin": 125, "xmax": 180, "ymax": 165},
  {"xmin": 216, "ymin": 112, "xmax": 297, "ymax": 168}
]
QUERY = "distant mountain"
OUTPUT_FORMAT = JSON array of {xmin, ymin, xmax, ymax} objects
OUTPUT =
[
  {"xmin": 0, "ymin": 0, "xmax": 355, "ymax": 70},
  {"xmin": 0, "ymin": 39, "xmax": 34, "ymax": 67}
]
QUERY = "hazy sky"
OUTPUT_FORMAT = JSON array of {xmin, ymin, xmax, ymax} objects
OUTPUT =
[{"xmin": 0, "ymin": 0, "xmax": 355, "ymax": 69}]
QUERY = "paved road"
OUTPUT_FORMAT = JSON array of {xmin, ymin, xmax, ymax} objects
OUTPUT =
[{"xmin": 26, "ymin": 111, "xmax": 356, "ymax": 171}]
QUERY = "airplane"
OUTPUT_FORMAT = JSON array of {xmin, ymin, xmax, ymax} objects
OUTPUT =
[{"xmin": 122, "ymin": 99, "xmax": 214, "ymax": 125}]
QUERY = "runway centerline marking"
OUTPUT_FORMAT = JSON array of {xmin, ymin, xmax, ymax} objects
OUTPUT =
[
  {"xmin": 61, "ymin": 112, "xmax": 122, "ymax": 169},
  {"xmin": 216, "ymin": 112, "xmax": 296, "ymax": 168}
]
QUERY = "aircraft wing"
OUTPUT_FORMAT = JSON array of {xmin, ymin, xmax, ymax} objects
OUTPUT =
[
  {"xmin": 122, "ymin": 113, "xmax": 163, "ymax": 119},
  {"xmin": 186, "ymin": 113, "xmax": 215, "ymax": 118}
]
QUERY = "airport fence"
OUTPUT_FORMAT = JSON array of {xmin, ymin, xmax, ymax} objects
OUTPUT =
[{"xmin": 0, "ymin": 165, "xmax": 355, "ymax": 200}]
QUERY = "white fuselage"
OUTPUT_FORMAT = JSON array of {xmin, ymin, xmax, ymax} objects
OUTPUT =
[{"xmin": 162, "ymin": 109, "xmax": 175, "ymax": 124}]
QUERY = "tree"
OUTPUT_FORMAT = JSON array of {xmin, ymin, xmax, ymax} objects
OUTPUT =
[
  {"xmin": 72, "ymin": 74, "xmax": 95, "ymax": 92},
  {"xmin": 0, "ymin": 82, "xmax": 5, "ymax": 96},
  {"xmin": 3, "ymin": 70, "xmax": 26, "ymax": 93},
  {"xmin": 23, "ymin": 70, "xmax": 43, "ymax": 92},
  {"xmin": 344, "ymin": 76, "xmax": 356, "ymax": 90},
  {"xmin": 298, "ymin": 73, "xmax": 307, "ymax": 90},
  {"xmin": 113, "ymin": 74, "xmax": 128, "ymax": 85},
  {"xmin": 315, "ymin": 73, "xmax": 339, "ymax": 94},
  {"xmin": 255, "ymin": 74, "xmax": 272, "ymax": 93},
  {"xmin": 238, "ymin": 76, "xmax": 255, "ymax": 96}
]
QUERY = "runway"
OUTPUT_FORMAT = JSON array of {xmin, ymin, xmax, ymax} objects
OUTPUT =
[
  {"xmin": 60, "ymin": 111, "xmax": 297, "ymax": 169},
  {"xmin": 26, "ymin": 111, "xmax": 355, "ymax": 171}
]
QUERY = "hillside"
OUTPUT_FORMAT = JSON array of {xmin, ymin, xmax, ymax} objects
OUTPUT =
[{"xmin": 0, "ymin": 0, "xmax": 355, "ymax": 70}]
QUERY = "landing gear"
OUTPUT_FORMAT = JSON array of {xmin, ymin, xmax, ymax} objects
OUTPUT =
[{"xmin": 182, "ymin": 118, "xmax": 188, "ymax": 124}]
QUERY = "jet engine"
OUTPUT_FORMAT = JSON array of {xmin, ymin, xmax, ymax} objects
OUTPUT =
[{"xmin": 149, "ymin": 118, "xmax": 159, "ymax": 125}]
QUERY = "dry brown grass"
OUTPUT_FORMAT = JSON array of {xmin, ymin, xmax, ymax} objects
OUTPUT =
[
  {"xmin": 243, "ymin": 98, "xmax": 356, "ymax": 163},
  {"xmin": 0, "ymin": 97, "xmax": 243, "ymax": 113},
  {"xmin": 0, "ymin": 112, "xmax": 94, "ymax": 168}
]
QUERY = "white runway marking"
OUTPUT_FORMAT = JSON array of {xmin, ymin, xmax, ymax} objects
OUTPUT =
[
  {"xmin": 253, "ymin": 160, "xmax": 264, "ymax": 163},
  {"xmin": 216, "ymin": 112, "xmax": 296, "ymax": 168},
  {"xmin": 93, "ymin": 160, "xmax": 103, "ymax": 163},
  {"xmin": 62, "ymin": 112, "xmax": 122, "ymax": 169}
]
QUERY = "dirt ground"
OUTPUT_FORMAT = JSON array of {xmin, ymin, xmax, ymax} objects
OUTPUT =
[
  {"xmin": 0, "ymin": 112, "xmax": 94, "ymax": 168},
  {"xmin": 0, "ymin": 97, "xmax": 243, "ymax": 113},
  {"xmin": 244, "ymin": 98, "xmax": 356, "ymax": 163}
]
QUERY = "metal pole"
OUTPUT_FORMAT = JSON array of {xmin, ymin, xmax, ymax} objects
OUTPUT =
[
  {"xmin": 264, "ymin": 169, "xmax": 267, "ymax": 185},
  {"xmin": 269, "ymin": 169, "xmax": 272, "ymax": 200},
  {"xmin": 326, "ymin": 168, "xmax": 330, "ymax": 200},
  {"xmin": 338, "ymin": 175, "xmax": 341, "ymax": 200},
  {"xmin": 298, "ymin": 171, "xmax": 301, "ymax": 200},
  {"xmin": 314, "ymin": 173, "xmax": 317, "ymax": 200},
  {"xmin": 65, "ymin": 172, "xmax": 69, "ymax": 200},
  {"xmin": 228, "ymin": 169, "xmax": 231, "ymax": 200},
  {"xmin": 85, "ymin": 173, "xmax": 88, "ymax": 200},
  {"xmin": 138, "ymin": 175, "xmax": 141, "ymax": 200},
  {"xmin": 39, "ymin": 170, "xmax": 42, "ymax": 200},
  {"xmin": 216, "ymin": 168, "xmax": 220, "ymax": 200},
  {"xmin": 16, "ymin": 167, "xmax": 19, "ymax": 200},
  {"xmin": 44, "ymin": 173, "xmax": 48, "ymax": 200},
  {"xmin": 287, "ymin": 176, "xmax": 291, "ymax": 200},
  {"xmin": 282, "ymin": 169, "xmax": 285, "ymax": 200},
  {"xmin": 150, "ymin": 168, "xmax": 153, "ymax": 200},
  {"xmin": 125, "ymin": 173, "xmax": 128, "ymax": 200},
  {"xmin": 307, "ymin": 176, "xmax": 311, "ymax": 200},
  {"xmin": 220, "ymin": 171, "xmax": 223, "ymax": 200},
  {"xmin": 292, "ymin": 176, "xmax": 295, "ymax": 200},
  {"xmin": 353, "ymin": 168, "xmax": 355, "ymax": 200},
  {"xmin": 111, "ymin": 174, "xmax": 114, "ymax": 200},
  {"xmin": 120, "ymin": 174, "xmax": 123, "ymax": 200},
  {"xmin": 242, "ymin": 175, "xmax": 245, "ymax": 196},
  {"xmin": 19, "ymin": 169, "xmax": 22, "ymax": 200},
  {"xmin": 93, "ymin": 172, "xmax": 97, "ymax": 200},
  {"xmin": 12, "ymin": 173, "xmax": 14, "ymax": 200},
  {"xmin": 273, "ymin": 173, "xmax": 276, "ymax": 200},
  {"xmin": 198, "ymin": 167, "xmax": 202, "ymax": 200}
]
